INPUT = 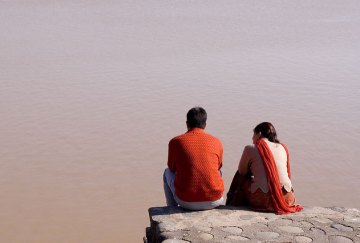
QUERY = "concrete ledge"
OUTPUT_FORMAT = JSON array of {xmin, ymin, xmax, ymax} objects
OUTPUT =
[{"xmin": 144, "ymin": 206, "xmax": 360, "ymax": 242}]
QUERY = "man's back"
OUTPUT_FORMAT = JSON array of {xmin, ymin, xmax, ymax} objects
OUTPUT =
[{"xmin": 168, "ymin": 128, "xmax": 224, "ymax": 202}]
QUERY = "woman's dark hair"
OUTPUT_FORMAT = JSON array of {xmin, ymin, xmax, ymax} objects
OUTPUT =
[
  {"xmin": 253, "ymin": 122, "xmax": 280, "ymax": 143},
  {"xmin": 187, "ymin": 107, "xmax": 207, "ymax": 129}
]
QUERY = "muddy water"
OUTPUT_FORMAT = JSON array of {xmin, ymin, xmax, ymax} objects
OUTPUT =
[{"xmin": 1, "ymin": 1, "xmax": 359, "ymax": 242}]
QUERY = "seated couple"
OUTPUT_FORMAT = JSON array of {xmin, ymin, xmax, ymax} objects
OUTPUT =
[{"xmin": 163, "ymin": 106, "xmax": 303, "ymax": 214}]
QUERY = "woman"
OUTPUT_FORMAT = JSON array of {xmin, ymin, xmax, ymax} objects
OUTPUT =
[{"xmin": 226, "ymin": 122, "xmax": 303, "ymax": 214}]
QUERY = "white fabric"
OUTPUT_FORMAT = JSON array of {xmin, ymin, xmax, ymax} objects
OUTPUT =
[{"xmin": 264, "ymin": 139, "xmax": 292, "ymax": 192}]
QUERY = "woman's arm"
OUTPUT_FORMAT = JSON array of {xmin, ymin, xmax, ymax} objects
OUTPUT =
[{"xmin": 238, "ymin": 146, "xmax": 252, "ymax": 176}]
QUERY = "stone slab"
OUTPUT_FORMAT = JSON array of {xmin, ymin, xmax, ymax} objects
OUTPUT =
[{"xmin": 144, "ymin": 206, "xmax": 360, "ymax": 243}]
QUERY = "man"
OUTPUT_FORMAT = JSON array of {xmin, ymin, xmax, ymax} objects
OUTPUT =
[{"xmin": 163, "ymin": 107, "xmax": 224, "ymax": 210}]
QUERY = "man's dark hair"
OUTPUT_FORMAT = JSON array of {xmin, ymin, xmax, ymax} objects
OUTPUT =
[{"xmin": 186, "ymin": 107, "xmax": 207, "ymax": 129}]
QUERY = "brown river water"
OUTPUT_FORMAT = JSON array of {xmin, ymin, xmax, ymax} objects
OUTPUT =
[{"xmin": 1, "ymin": 1, "xmax": 359, "ymax": 242}]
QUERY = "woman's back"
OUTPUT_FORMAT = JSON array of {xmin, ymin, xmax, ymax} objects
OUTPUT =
[
  {"xmin": 263, "ymin": 139, "xmax": 292, "ymax": 192},
  {"xmin": 241, "ymin": 139, "xmax": 292, "ymax": 193}
]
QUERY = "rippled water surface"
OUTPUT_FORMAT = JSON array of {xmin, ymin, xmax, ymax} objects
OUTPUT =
[{"xmin": 1, "ymin": 1, "xmax": 359, "ymax": 242}]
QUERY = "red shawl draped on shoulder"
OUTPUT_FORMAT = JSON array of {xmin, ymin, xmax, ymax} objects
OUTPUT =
[{"xmin": 256, "ymin": 139, "xmax": 303, "ymax": 214}]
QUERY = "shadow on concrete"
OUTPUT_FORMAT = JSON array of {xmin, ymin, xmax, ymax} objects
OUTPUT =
[{"xmin": 148, "ymin": 205, "xmax": 262, "ymax": 217}]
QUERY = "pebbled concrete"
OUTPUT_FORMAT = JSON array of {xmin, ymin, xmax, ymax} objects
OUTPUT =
[{"xmin": 144, "ymin": 206, "xmax": 360, "ymax": 242}]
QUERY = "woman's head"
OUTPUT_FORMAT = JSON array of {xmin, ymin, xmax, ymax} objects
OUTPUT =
[{"xmin": 253, "ymin": 122, "xmax": 280, "ymax": 143}]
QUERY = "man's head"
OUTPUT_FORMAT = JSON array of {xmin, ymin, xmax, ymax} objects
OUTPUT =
[{"xmin": 186, "ymin": 107, "xmax": 207, "ymax": 130}]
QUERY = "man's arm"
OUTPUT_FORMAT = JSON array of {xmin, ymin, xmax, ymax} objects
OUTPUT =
[
  {"xmin": 167, "ymin": 140, "xmax": 176, "ymax": 172},
  {"xmin": 218, "ymin": 142, "xmax": 223, "ymax": 170}
]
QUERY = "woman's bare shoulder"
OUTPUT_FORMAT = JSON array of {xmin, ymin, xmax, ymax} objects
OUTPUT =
[{"xmin": 243, "ymin": 144, "xmax": 257, "ymax": 153}]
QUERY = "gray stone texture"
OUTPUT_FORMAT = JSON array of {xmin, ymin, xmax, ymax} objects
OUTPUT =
[{"xmin": 144, "ymin": 206, "xmax": 360, "ymax": 243}]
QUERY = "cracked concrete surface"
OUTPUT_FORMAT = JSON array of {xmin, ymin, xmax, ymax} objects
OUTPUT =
[{"xmin": 144, "ymin": 206, "xmax": 360, "ymax": 242}]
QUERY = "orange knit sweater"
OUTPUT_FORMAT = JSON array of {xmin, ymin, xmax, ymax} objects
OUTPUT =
[{"xmin": 168, "ymin": 128, "xmax": 224, "ymax": 202}]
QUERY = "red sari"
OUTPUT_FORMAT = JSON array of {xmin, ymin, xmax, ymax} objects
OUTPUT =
[{"xmin": 253, "ymin": 139, "xmax": 303, "ymax": 214}]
